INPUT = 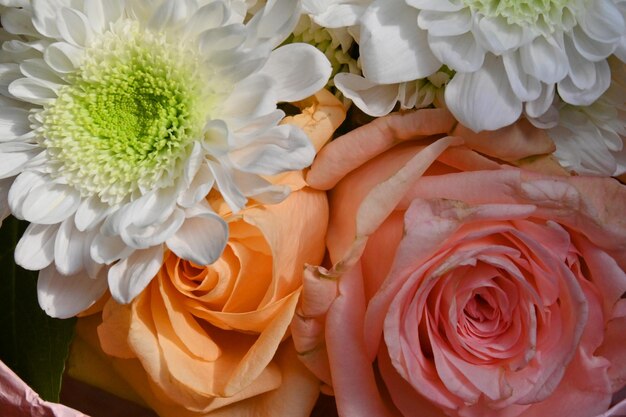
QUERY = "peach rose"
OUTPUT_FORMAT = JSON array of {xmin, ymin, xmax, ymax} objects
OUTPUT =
[
  {"xmin": 293, "ymin": 109, "xmax": 626, "ymax": 417},
  {"xmin": 66, "ymin": 90, "xmax": 345, "ymax": 417}
]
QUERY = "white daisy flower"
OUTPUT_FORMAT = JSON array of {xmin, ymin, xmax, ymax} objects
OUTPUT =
[
  {"xmin": 547, "ymin": 58, "xmax": 626, "ymax": 176},
  {"xmin": 0, "ymin": 0, "xmax": 331, "ymax": 318},
  {"xmin": 353, "ymin": 0, "xmax": 625, "ymax": 131}
]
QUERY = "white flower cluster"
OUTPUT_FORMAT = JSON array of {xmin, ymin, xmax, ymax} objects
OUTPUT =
[{"xmin": 303, "ymin": 0, "xmax": 626, "ymax": 176}]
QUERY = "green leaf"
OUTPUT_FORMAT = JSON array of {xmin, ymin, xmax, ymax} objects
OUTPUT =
[{"xmin": 0, "ymin": 216, "xmax": 76, "ymax": 402}]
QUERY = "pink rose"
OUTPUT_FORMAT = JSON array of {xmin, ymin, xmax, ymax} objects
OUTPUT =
[{"xmin": 292, "ymin": 109, "xmax": 626, "ymax": 417}]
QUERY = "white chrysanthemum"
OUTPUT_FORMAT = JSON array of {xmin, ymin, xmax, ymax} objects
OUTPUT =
[
  {"xmin": 0, "ymin": 0, "xmax": 331, "ymax": 318},
  {"xmin": 352, "ymin": 0, "xmax": 625, "ymax": 131},
  {"xmin": 547, "ymin": 58, "xmax": 626, "ymax": 176}
]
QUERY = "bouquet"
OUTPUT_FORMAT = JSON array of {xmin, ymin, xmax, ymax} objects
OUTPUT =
[{"xmin": 0, "ymin": 1, "xmax": 625, "ymax": 417}]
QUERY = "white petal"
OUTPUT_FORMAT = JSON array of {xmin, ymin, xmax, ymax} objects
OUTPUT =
[
  {"xmin": 360, "ymin": 0, "xmax": 441, "ymax": 83},
  {"xmin": 90, "ymin": 233, "xmax": 134, "ymax": 264},
  {"xmin": 503, "ymin": 51, "xmax": 541, "ymax": 101},
  {"xmin": 520, "ymin": 36, "xmax": 568, "ymax": 84},
  {"xmin": 15, "ymin": 222, "xmax": 59, "ymax": 270},
  {"xmin": 83, "ymin": 0, "xmax": 124, "ymax": 34},
  {"xmin": 181, "ymin": 1, "xmax": 227, "ymax": 38},
  {"xmin": 233, "ymin": 170, "xmax": 290, "ymax": 204},
  {"xmin": 8, "ymin": 171, "xmax": 47, "ymax": 219},
  {"xmin": 1, "ymin": 8, "xmax": 38, "ymax": 36},
  {"xmin": 406, "ymin": 0, "xmax": 465, "ymax": 12},
  {"xmin": 428, "ymin": 31, "xmax": 485, "ymax": 72},
  {"xmin": 201, "ymin": 119, "xmax": 230, "ymax": 156},
  {"xmin": 525, "ymin": 83, "xmax": 556, "ymax": 120},
  {"xmin": 245, "ymin": 0, "xmax": 301, "ymax": 49},
  {"xmin": 0, "ymin": 142, "xmax": 41, "ymax": 178},
  {"xmin": 120, "ymin": 207, "xmax": 185, "ymax": 249},
  {"xmin": 20, "ymin": 58, "xmax": 65, "ymax": 85},
  {"xmin": 0, "ymin": 63, "xmax": 22, "ymax": 97},
  {"xmin": 108, "ymin": 245, "xmax": 164, "ymax": 304},
  {"xmin": 417, "ymin": 9, "xmax": 472, "ymax": 37},
  {"xmin": 445, "ymin": 55, "xmax": 522, "ymax": 132},
  {"xmin": 0, "ymin": 107, "xmax": 31, "ymax": 140},
  {"xmin": 177, "ymin": 163, "xmax": 214, "ymax": 208},
  {"xmin": 31, "ymin": 0, "xmax": 68, "ymax": 39},
  {"xmin": 43, "ymin": 42, "xmax": 83, "ymax": 73},
  {"xmin": 74, "ymin": 195, "xmax": 114, "ymax": 231},
  {"xmin": 198, "ymin": 23, "xmax": 247, "ymax": 55},
  {"xmin": 166, "ymin": 211, "xmax": 228, "ymax": 265},
  {"xmin": 8, "ymin": 77, "xmax": 58, "ymax": 105},
  {"xmin": 125, "ymin": 187, "xmax": 177, "ymax": 229},
  {"xmin": 563, "ymin": 35, "xmax": 598, "ymax": 90},
  {"xmin": 558, "ymin": 59, "xmax": 610, "ymax": 105},
  {"xmin": 259, "ymin": 43, "xmax": 331, "ymax": 102},
  {"xmin": 474, "ymin": 16, "xmax": 525, "ymax": 54},
  {"xmin": 615, "ymin": 36, "xmax": 626, "ymax": 61},
  {"xmin": 579, "ymin": 0, "xmax": 625, "ymax": 43},
  {"xmin": 209, "ymin": 48, "xmax": 269, "ymax": 83},
  {"xmin": 21, "ymin": 181, "xmax": 81, "ymax": 224},
  {"xmin": 0, "ymin": 178, "xmax": 12, "ymax": 223},
  {"xmin": 229, "ymin": 124, "xmax": 315, "ymax": 174},
  {"xmin": 571, "ymin": 26, "xmax": 616, "ymax": 61},
  {"xmin": 54, "ymin": 217, "xmax": 87, "ymax": 275},
  {"xmin": 305, "ymin": 2, "xmax": 368, "ymax": 27},
  {"xmin": 221, "ymin": 73, "xmax": 277, "ymax": 119},
  {"xmin": 334, "ymin": 73, "xmax": 400, "ymax": 117},
  {"xmin": 148, "ymin": 0, "xmax": 196, "ymax": 31},
  {"xmin": 37, "ymin": 265, "xmax": 108, "ymax": 319},
  {"xmin": 57, "ymin": 7, "xmax": 94, "ymax": 47},
  {"xmin": 207, "ymin": 158, "xmax": 247, "ymax": 212}
]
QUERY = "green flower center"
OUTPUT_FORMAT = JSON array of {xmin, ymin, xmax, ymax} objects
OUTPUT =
[
  {"xmin": 40, "ymin": 21, "xmax": 207, "ymax": 204},
  {"xmin": 462, "ymin": 0, "xmax": 581, "ymax": 31}
]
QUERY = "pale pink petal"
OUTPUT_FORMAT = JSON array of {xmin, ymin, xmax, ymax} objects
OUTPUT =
[
  {"xmin": 325, "ymin": 265, "xmax": 396, "ymax": 417},
  {"xmin": 0, "ymin": 360, "xmax": 87, "ymax": 417}
]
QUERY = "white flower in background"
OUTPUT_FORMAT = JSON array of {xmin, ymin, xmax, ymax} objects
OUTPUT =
[
  {"xmin": 0, "ymin": 0, "xmax": 331, "ymax": 318},
  {"xmin": 354, "ymin": 0, "xmax": 625, "ymax": 132},
  {"xmin": 547, "ymin": 58, "xmax": 626, "ymax": 176},
  {"xmin": 303, "ymin": 0, "xmax": 453, "ymax": 115},
  {"xmin": 289, "ymin": 13, "xmax": 358, "ymax": 104},
  {"xmin": 335, "ymin": 65, "xmax": 452, "ymax": 116},
  {"xmin": 303, "ymin": 0, "xmax": 370, "ymax": 28}
]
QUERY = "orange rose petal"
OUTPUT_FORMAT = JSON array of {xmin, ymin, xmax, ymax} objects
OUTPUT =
[
  {"xmin": 223, "ymin": 241, "xmax": 273, "ymax": 312},
  {"xmin": 187, "ymin": 290, "xmax": 298, "ymax": 333},
  {"xmin": 70, "ymin": 315, "xmax": 146, "ymax": 407},
  {"xmin": 281, "ymin": 89, "xmax": 347, "ymax": 152},
  {"xmin": 158, "ymin": 275, "xmax": 221, "ymax": 361},
  {"xmin": 97, "ymin": 299, "xmax": 135, "ymax": 359},
  {"xmin": 222, "ymin": 290, "xmax": 301, "ymax": 397},
  {"xmin": 187, "ymin": 344, "xmax": 319, "ymax": 417},
  {"xmin": 242, "ymin": 188, "xmax": 328, "ymax": 303}
]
